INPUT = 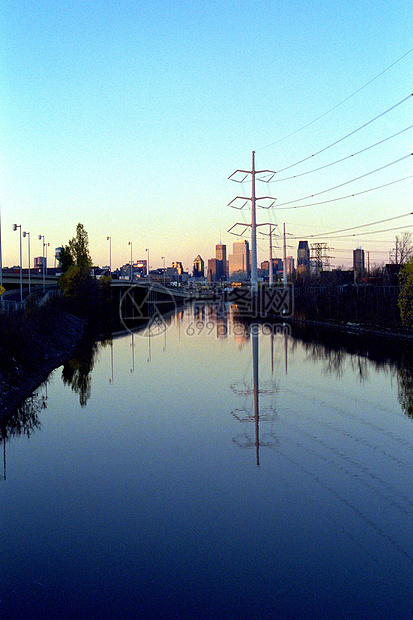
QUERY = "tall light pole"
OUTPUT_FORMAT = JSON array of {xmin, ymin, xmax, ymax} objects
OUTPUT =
[
  {"xmin": 128, "ymin": 242, "xmax": 133, "ymax": 281},
  {"xmin": 23, "ymin": 231, "xmax": 31, "ymax": 294},
  {"xmin": 162, "ymin": 256, "xmax": 166, "ymax": 285},
  {"xmin": 107, "ymin": 236, "xmax": 112, "ymax": 275},
  {"xmin": 145, "ymin": 247, "xmax": 150, "ymax": 280},
  {"xmin": 13, "ymin": 224, "xmax": 23, "ymax": 302},
  {"xmin": 45, "ymin": 242, "xmax": 50, "ymax": 276},
  {"xmin": 38, "ymin": 235, "xmax": 45, "ymax": 292}
]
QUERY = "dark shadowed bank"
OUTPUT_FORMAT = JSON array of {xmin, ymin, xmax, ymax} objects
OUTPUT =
[
  {"xmin": 0, "ymin": 302, "xmax": 86, "ymax": 420},
  {"xmin": 0, "ymin": 261, "xmax": 114, "ymax": 419}
]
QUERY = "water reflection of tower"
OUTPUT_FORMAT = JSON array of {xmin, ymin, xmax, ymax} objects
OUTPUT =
[
  {"xmin": 231, "ymin": 324, "xmax": 278, "ymax": 466},
  {"xmin": 207, "ymin": 301, "xmax": 229, "ymax": 339},
  {"xmin": 216, "ymin": 302, "xmax": 228, "ymax": 339},
  {"xmin": 193, "ymin": 304, "xmax": 205, "ymax": 323}
]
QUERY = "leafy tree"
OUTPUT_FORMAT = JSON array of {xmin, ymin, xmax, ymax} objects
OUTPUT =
[
  {"xmin": 59, "ymin": 223, "xmax": 92, "ymax": 274},
  {"xmin": 59, "ymin": 245, "xmax": 74, "ymax": 273},
  {"xmin": 398, "ymin": 257, "xmax": 413, "ymax": 328},
  {"xmin": 58, "ymin": 224, "xmax": 96, "ymax": 316},
  {"xmin": 68, "ymin": 223, "xmax": 92, "ymax": 270}
]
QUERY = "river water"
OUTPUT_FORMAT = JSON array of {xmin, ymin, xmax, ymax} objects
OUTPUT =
[{"xmin": 1, "ymin": 304, "xmax": 413, "ymax": 619}]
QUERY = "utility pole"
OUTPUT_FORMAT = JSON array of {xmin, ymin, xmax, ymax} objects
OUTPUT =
[
  {"xmin": 228, "ymin": 152, "xmax": 276, "ymax": 295},
  {"xmin": 269, "ymin": 224, "xmax": 274, "ymax": 286},
  {"xmin": 283, "ymin": 223, "xmax": 287, "ymax": 285}
]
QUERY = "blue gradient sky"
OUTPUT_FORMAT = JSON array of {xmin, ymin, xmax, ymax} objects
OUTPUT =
[{"xmin": 1, "ymin": 0, "xmax": 412, "ymax": 271}]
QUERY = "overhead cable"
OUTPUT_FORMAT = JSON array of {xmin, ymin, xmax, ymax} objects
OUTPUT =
[
  {"xmin": 269, "ymin": 95, "xmax": 413, "ymax": 176},
  {"xmin": 275, "ymin": 176, "xmax": 409, "ymax": 210},
  {"xmin": 275, "ymin": 154, "xmax": 412, "ymax": 208},
  {"xmin": 291, "ymin": 211, "xmax": 413, "ymax": 239},
  {"xmin": 304, "ymin": 223, "xmax": 413, "ymax": 240},
  {"xmin": 269, "ymin": 125, "xmax": 413, "ymax": 183},
  {"xmin": 258, "ymin": 46, "xmax": 413, "ymax": 151}
]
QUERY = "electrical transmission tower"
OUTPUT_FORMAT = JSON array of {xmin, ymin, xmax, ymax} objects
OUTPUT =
[
  {"xmin": 228, "ymin": 151, "xmax": 277, "ymax": 294},
  {"xmin": 310, "ymin": 242, "xmax": 333, "ymax": 273}
]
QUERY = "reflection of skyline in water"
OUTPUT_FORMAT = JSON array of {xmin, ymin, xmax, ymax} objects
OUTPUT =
[{"xmin": 2, "ymin": 305, "xmax": 413, "ymax": 616}]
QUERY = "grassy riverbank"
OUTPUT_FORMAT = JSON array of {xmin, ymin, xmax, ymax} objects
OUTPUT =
[{"xmin": 0, "ymin": 300, "xmax": 86, "ymax": 419}]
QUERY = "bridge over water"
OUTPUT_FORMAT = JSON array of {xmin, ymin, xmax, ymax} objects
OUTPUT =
[{"xmin": 0, "ymin": 274, "xmax": 216, "ymax": 316}]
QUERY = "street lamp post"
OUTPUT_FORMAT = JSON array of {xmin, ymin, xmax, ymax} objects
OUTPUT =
[
  {"xmin": 128, "ymin": 242, "xmax": 133, "ymax": 281},
  {"xmin": 13, "ymin": 224, "xmax": 23, "ymax": 302},
  {"xmin": 45, "ymin": 242, "xmax": 50, "ymax": 276},
  {"xmin": 38, "ymin": 235, "xmax": 45, "ymax": 292},
  {"xmin": 107, "ymin": 236, "xmax": 112, "ymax": 275},
  {"xmin": 146, "ymin": 247, "xmax": 150, "ymax": 280},
  {"xmin": 162, "ymin": 256, "xmax": 166, "ymax": 285},
  {"xmin": 23, "ymin": 231, "xmax": 31, "ymax": 294}
]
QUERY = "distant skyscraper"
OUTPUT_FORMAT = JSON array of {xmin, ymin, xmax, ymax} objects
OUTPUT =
[
  {"xmin": 297, "ymin": 241, "xmax": 310, "ymax": 268},
  {"xmin": 193, "ymin": 255, "xmax": 204, "ymax": 278},
  {"xmin": 353, "ymin": 248, "xmax": 365, "ymax": 281},
  {"xmin": 215, "ymin": 243, "xmax": 227, "ymax": 280},
  {"xmin": 228, "ymin": 240, "xmax": 250, "ymax": 278},
  {"xmin": 172, "ymin": 261, "xmax": 184, "ymax": 274},
  {"xmin": 207, "ymin": 258, "xmax": 219, "ymax": 282},
  {"xmin": 261, "ymin": 258, "xmax": 282, "ymax": 278}
]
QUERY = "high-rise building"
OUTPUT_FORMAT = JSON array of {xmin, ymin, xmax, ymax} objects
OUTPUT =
[
  {"xmin": 297, "ymin": 241, "xmax": 310, "ymax": 277},
  {"xmin": 261, "ymin": 258, "xmax": 283, "ymax": 278},
  {"xmin": 286, "ymin": 256, "xmax": 294, "ymax": 276},
  {"xmin": 353, "ymin": 248, "xmax": 365, "ymax": 281},
  {"xmin": 172, "ymin": 261, "xmax": 184, "ymax": 275},
  {"xmin": 228, "ymin": 240, "xmax": 250, "ymax": 278},
  {"xmin": 297, "ymin": 241, "xmax": 310, "ymax": 268},
  {"xmin": 207, "ymin": 258, "xmax": 219, "ymax": 282},
  {"xmin": 215, "ymin": 244, "xmax": 227, "ymax": 280},
  {"xmin": 193, "ymin": 255, "xmax": 204, "ymax": 278}
]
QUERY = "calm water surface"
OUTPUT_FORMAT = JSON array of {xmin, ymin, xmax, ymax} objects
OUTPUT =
[{"xmin": 1, "ymin": 305, "xmax": 413, "ymax": 619}]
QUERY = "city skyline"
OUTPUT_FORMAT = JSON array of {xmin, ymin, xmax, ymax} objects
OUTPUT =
[
  {"xmin": 0, "ymin": 225, "xmax": 408, "ymax": 276},
  {"xmin": 2, "ymin": 1, "xmax": 412, "ymax": 272}
]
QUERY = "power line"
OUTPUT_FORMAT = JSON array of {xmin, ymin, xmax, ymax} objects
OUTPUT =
[
  {"xmin": 267, "ymin": 94, "xmax": 412, "ymax": 177},
  {"xmin": 290, "ymin": 211, "xmax": 413, "ymax": 239},
  {"xmin": 269, "ymin": 125, "xmax": 413, "ymax": 183},
  {"xmin": 275, "ymin": 154, "xmax": 412, "ymax": 207},
  {"xmin": 275, "ymin": 176, "xmax": 409, "ymax": 210},
  {"xmin": 257, "ymin": 46, "xmax": 413, "ymax": 151},
  {"xmin": 309, "ymin": 223, "xmax": 413, "ymax": 240}
]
